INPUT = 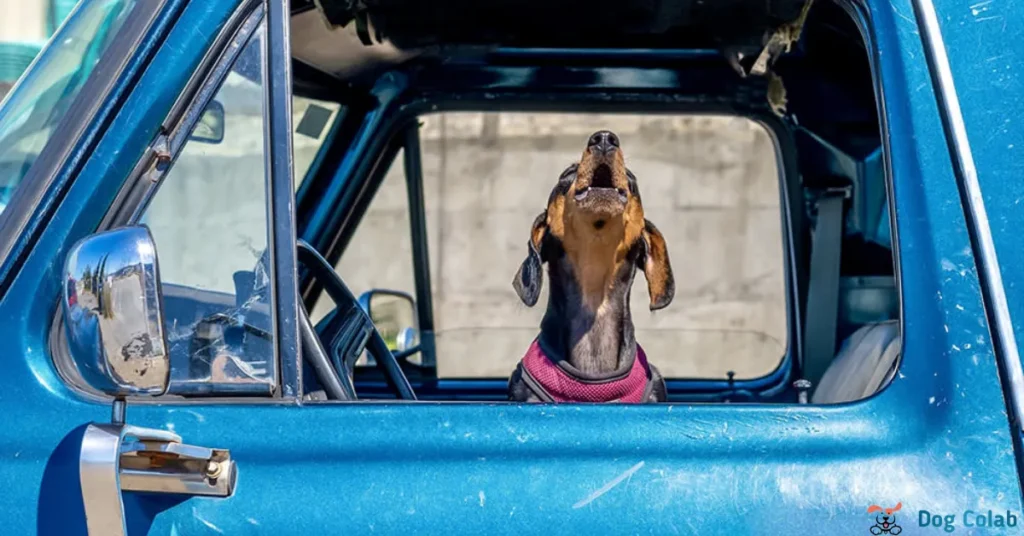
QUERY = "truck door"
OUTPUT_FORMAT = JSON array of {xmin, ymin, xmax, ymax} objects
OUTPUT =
[{"xmin": 1, "ymin": 0, "xmax": 1022, "ymax": 534}]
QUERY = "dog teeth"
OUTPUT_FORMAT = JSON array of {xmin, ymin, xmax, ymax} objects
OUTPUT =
[{"xmin": 575, "ymin": 188, "xmax": 590, "ymax": 201}]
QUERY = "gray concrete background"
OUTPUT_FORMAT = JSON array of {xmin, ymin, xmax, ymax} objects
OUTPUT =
[{"xmin": 330, "ymin": 113, "xmax": 788, "ymax": 380}]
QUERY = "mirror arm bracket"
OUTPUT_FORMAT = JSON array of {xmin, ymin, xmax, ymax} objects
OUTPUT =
[
  {"xmin": 392, "ymin": 345, "xmax": 422, "ymax": 362},
  {"xmin": 111, "ymin": 397, "xmax": 126, "ymax": 425}
]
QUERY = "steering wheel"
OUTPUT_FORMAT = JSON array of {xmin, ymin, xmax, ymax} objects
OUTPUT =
[{"xmin": 296, "ymin": 240, "xmax": 416, "ymax": 400}]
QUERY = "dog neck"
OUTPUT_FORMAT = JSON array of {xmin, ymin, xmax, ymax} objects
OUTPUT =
[{"xmin": 538, "ymin": 237, "xmax": 640, "ymax": 377}]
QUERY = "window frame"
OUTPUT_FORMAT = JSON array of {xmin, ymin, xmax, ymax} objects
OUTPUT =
[
  {"xmin": 49, "ymin": 0, "xmax": 307, "ymax": 403},
  {"xmin": 306, "ymin": 95, "xmax": 805, "ymax": 402},
  {"xmin": 264, "ymin": 0, "xmax": 302, "ymax": 398}
]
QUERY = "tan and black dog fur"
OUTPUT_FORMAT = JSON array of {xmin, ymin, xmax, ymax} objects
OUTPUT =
[{"xmin": 509, "ymin": 130, "xmax": 674, "ymax": 402}]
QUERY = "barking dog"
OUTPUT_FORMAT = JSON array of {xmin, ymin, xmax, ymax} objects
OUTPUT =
[{"xmin": 508, "ymin": 130, "xmax": 674, "ymax": 403}]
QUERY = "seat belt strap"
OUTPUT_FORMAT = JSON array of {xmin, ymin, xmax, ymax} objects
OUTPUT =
[{"xmin": 803, "ymin": 188, "xmax": 848, "ymax": 388}]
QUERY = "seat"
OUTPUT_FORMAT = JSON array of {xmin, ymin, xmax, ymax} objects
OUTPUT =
[{"xmin": 811, "ymin": 319, "xmax": 900, "ymax": 404}]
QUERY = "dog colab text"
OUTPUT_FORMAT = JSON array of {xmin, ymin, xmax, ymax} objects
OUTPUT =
[{"xmin": 918, "ymin": 509, "xmax": 1018, "ymax": 532}]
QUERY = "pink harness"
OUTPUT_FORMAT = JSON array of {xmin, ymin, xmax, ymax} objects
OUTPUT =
[{"xmin": 518, "ymin": 339, "xmax": 653, "ymax": 403}]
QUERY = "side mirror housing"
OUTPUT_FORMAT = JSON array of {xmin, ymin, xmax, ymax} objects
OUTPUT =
[
  {"xmin": 358, "ymin": 289, "xmax": 418, "ymax": 352},
  {"xmin": 62, "ymin": 226, "xmax": 170, "ymax": 396}
]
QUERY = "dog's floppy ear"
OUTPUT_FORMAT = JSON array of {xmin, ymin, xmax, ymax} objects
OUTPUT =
[
  {"xmin": 513, "ymin": 212, "xmax": 548, "ymax": 306},
  {"xmin": 638, "ymin": 219, "xmax": 675, "ymax": 311}
]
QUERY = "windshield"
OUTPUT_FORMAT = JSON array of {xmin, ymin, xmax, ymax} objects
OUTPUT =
[{"xmin": 0, "ymin": 0, "xmax": 137, "ymax": 215}]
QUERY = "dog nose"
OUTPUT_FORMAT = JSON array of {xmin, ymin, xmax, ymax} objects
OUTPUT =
[{"xmin": 587, "ymin": 130, "xmax": 619, "ymax": 155}]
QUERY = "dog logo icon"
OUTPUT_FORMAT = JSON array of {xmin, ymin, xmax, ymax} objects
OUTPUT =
[{"xmin": 867, "ymin": 502, "xmax": 902, "ymax": 534}]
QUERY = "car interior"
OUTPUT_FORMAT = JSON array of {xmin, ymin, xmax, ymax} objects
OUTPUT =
[{"xmin": 270, "ymin": 0, "xmax": 900, "ymax": 405}]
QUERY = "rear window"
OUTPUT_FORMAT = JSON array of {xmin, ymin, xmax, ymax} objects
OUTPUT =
[{"xmin": 335, "ymin": 112, "xmax": 788, "ymax": 380}]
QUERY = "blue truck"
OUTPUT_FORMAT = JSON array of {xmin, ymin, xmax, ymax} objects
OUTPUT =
[{"xmin": 0, "ymin": 0, "xmax": 1023, "ymax": 533}]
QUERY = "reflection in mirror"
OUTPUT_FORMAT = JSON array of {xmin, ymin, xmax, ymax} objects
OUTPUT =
[
  {"xmin": 360, "ymin": 290, "xmax": 418, "ymax": 352},
  {"xmin": 62, "ymin": 225, "xmax": 170, "ymax": 396},
  {"xmin": 396, "ymin": 326, "xmax": 418, "ymax": 353},
  {"xmin": 188, "ymin": 100, "xmax": 226, "ymax": 144}
]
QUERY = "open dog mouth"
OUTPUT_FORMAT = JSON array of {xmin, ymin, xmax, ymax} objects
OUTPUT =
[{"xmin": 574, "ymin": 164, "xmax": 628, "ymax": 205}]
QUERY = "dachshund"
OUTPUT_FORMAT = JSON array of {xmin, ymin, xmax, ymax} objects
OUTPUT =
[{"xmin": 508, "ymin": 130, "xmax": 674, "ymax": 403}]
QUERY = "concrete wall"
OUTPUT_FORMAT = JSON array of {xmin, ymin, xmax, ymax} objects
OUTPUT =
[
  {"xmin": 332, "ymin": 113, "xmax": 788, "ymax": 380},
  {"xmin": 0, "ymin": 1, "xmax": 47, "ymax": 100},
  {"xmin": 0, "ymin": 2, "xmax": 46, "ymax": 43}
]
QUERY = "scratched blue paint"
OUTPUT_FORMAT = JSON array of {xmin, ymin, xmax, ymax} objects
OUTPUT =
[
  {"xmin": 930, "ymin": 0, "xmax": 1024, "ymax": 382},
  {"xmin": 0, "ymin": 0, "xmax": 1021, "ymax": 534}
]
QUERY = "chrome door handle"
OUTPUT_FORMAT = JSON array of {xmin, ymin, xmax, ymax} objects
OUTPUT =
[{"xmin": 80, "ymin": 423, "xmax": 237, "ymax": 536}]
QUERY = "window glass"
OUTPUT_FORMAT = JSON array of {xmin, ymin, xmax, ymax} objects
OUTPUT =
[
  {"xmin": 343, "ymin": 112, "xmax": 787, "ymax": 380},
  {"xmin": 137, "ymin": 24, "xmax": 275, "ymax": 395},
  {"xmin": 0, "ymin": 0, "xmax": 137, "ymax": 215},
  {"xmin": 309, "ymin": 150, "xmax": 415, "ymax": 324},
  {"xmin": 292, "ymin": 95, "xmax": 341, "ymax": 189}
]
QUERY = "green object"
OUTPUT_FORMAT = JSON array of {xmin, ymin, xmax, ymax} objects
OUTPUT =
[
  {"xmin": 0, "ymin": 42, "xmax": 44, "ymax": 85},
  {"xmin": 0, "ymin": 0, "xmax": 136, "ymax": 207},
  {"xmin": 0, "ymin": 0, "xmax": 81, "ymax": 85}
]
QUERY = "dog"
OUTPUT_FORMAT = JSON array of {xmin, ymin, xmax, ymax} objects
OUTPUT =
[
  {"xmin": 508, "ymin": 130, "xmax": 674, "ymax": 403},
  {"xmin": 867, "ymin": 503, "xmax": 902, "ymax": 535}
]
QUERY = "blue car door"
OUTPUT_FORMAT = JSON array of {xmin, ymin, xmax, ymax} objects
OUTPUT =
[{"xmin": 1, "ymin": 0, "xmax": 1023, "ymax": 534}]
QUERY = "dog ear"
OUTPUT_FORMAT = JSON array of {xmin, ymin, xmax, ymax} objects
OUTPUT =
[
  {"xmin": 513, "ymin": 212, "xmax": 548, "ymax": 306},
  {"xmin": 867, "ymin": 505, "xmax": 883, "ymax": 514},
  {"xmin": 638, "ymin": 219, "xmax": 675, "ymax": 311}
]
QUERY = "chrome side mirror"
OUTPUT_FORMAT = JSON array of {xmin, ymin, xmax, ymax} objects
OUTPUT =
[
  {"xmin": 63, "ymin": 226, "xmax": 170, "ymax": 397},
  {"xmin": 67, "ymin": 228, "xmax": 238, "ymax": 535},
  {"xmin": 358, "ymin": 289, "xmax": 419, "ymax": 352}
]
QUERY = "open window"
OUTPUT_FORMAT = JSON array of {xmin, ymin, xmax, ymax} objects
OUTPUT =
[
  {"xmin": 325, "ymin": 113, "xmax": 792, "ymax": 384},
  {"xmin": 291, "ymin": 0, "xmax": 897, "ymax": 405}
]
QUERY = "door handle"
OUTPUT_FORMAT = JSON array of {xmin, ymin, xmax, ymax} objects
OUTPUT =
[{"xmin": 80, "ymin": 422, "xmax": 237, "ymax": 536}]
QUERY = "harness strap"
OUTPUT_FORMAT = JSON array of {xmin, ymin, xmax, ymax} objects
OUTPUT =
[
  {"xmin": 517, "ymin": 339, "xmax": 652, "ymax": 403},
  {"xmin": 519, "ymin": 362, "xmax": 555, "ymax": 402},
  {"xmin": 640, "ymin": 375, "xmax": 657, "ymax": 402}
]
